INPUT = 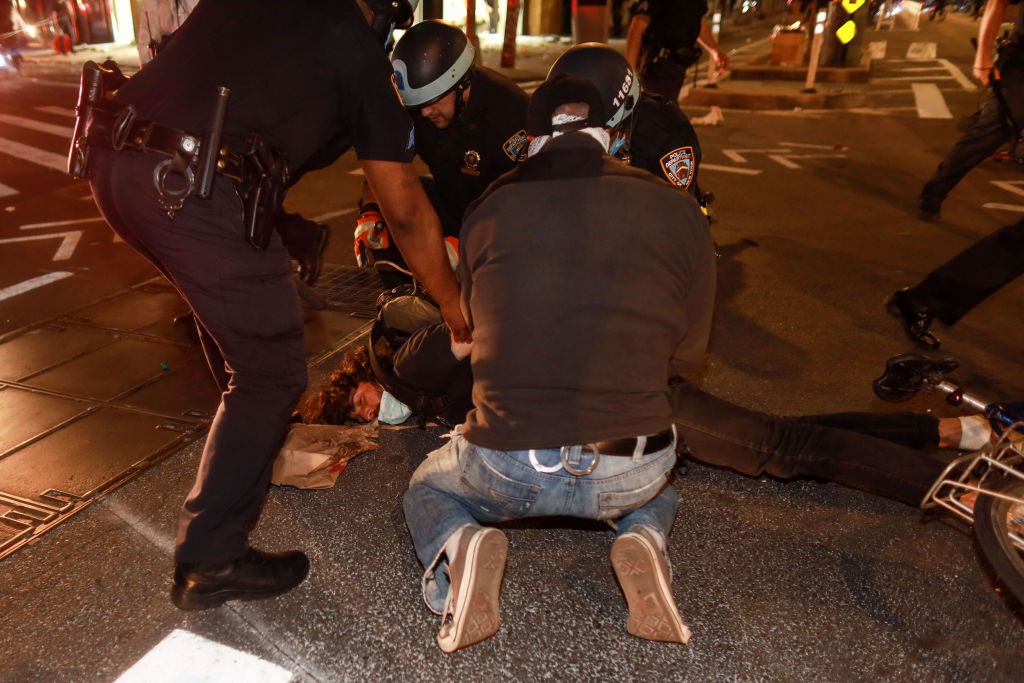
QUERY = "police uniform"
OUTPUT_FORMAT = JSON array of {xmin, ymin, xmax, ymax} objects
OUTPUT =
[
  {"xmin": 412, "ymin": 66, "xmax": 528, "ymax": 235},
  {"xmin": 629, "ymin": 0, "xmax": 708, "ymax": 102},
  {"xmin": 920, "ymin": 0, "xmax": 1024, "ymax": 209},
  {"xmin": 87, "ymin": 0, "xmax": 415, "ymax": 566},
  {"xmin": 624, "ymin": 91, "xmax": 703, "ymax": 198}
]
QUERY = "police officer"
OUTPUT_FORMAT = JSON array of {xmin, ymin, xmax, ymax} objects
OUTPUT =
[
  {"xmin": 549, "ymin": 42, "xmax": 709, "ymax": 207},
  {"xmin": 624, "ymin": 0, "xmax": 728, "ymax": 104},
  {"xmin": 81, "ymin": 0, "xmax": 466, "ymax": 610},
  {"xmin": 918, "ymin": 0, "xmax": 1024, "ymax": 218},
  {"xmin": 355, "ymin": 20, "xmax": 529, "ymax": 277}
]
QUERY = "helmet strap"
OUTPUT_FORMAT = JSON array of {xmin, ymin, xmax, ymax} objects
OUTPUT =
[{"xmin": 453, "ymin": 76, "xmax": 470, "ymax": 120}]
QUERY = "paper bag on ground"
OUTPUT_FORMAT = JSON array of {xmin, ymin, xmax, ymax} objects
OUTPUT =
[{"xmin": 271, "ymin": 423, "xmax": 379, "ymax": 489}]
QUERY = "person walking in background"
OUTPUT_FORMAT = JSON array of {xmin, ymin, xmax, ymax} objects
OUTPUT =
[
  {"xmin": 625, "ymin": 0, "xmax": 728, "ymax": 104},
  {"xmin": 918, "ymin": 0, "xmax": 1024, "ymax": 219},
  {"xmin": 135, "ymin": 0, "xmax": 199, "ymax": 65}
]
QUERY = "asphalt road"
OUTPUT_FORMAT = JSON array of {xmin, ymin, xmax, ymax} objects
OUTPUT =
[{"xmin": 2, "ymin": 13, "xmax": 1023, "ymax": 681}]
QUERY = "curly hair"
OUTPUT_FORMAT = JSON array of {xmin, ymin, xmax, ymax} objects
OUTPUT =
[{"xmin": 299, "ymin": 345, "xmax": 379, "ymax": 424}]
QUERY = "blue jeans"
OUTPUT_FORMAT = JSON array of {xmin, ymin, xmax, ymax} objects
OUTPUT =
[{"xmin": 402, "ymin": 427, "xmax": 678, "ymax": 613}]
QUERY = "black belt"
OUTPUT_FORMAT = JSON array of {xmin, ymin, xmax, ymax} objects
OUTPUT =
[
  {"xmin": 87, "ymin": 104, "xmax": 246, "ymax": 180},
  {"xmin": 593, "ymin": 428, "xmax": 674, "ymax": 456}
]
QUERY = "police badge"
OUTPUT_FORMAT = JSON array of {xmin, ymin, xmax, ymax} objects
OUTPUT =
[
  {"xmin": 659, "ymin": 146, "xmax": 696, "ymax": 189},
  {"xmin": 461, "ymin": 149, "xmax": 481, "ymax": 176}
]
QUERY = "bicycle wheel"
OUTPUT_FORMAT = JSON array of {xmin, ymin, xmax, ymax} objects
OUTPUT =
[{"xmin": 973, "ymin": 477, "xmax": 1024, "ymax": 606}]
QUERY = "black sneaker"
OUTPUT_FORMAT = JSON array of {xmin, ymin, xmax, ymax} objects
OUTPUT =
[{"xmin": 170, "ymin": 548, "xmax": 309, "ymax": 610}]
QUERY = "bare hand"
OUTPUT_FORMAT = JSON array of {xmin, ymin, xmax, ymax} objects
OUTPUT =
[
  {"xmin": 974, "ymin": 57, "xmax": 997, "ymax": 83},
  {"xmin": 714, "ymin": 50, "xmax": 730, "ymax": 74},
  {"xmin": 440, "ymin": 299, "xmax": 471, "ymax": 343}
]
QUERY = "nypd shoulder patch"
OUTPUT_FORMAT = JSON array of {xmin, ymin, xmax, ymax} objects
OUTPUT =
[
  {"xmin": 658, "ymin": 146, "xmax": 695, "ymax": 189},
  {"xmin": 503, "ymin": 130, "xmax": 529, "ymax": 162}
]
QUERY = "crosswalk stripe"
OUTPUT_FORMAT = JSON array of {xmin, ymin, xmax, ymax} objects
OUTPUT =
[
  {"xmin": 0, "ymin": 272, "xmax": 73, "ymax": 302},
  {"xmin": 0, "ymin": 181, "xmax": 17, "ymax": 198},
  {"xmin": 907, "ymin": 42, "xmax": 937, "ymax": 59},
  {"xmin": 35, "ymin": 105, "xmax": 75, "ymax": 118},
  {"xmin": 0, "ymin": 114, "xmax": 73, "ymax": 137},
  {"xmin": 0, "ymin": 136, "xmax": 68, "ymax": 172},
  {"xmin": 912, "ymin": 82, "xmax": 953, "ymax": 119}
]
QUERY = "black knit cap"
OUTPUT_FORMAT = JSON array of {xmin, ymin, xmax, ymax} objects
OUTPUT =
[{"xmin": 525, "ymin": 74, "xmax": 609, "ymax": 137}]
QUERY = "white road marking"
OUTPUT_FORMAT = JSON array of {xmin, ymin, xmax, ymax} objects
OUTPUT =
[
  {"xmin": 0, "ymin": 181, "xmax": 17, "ymax": 198},
  {"xmin": 312, "ymin": 207, "xmax": 358, "ymax": 222},
  {"xmin": 912, "ymin": 82, "xmax": 953, "ymax": 119},
  {"xmin": 0, "ymin": 231, "xmax": 82, "ymax": 260},
  {"xmin": 768, "ymin": 153, "xmax": 848, "ymax": 169},
  {"xmin": 937, "ymin": 58, "xmax": 977, "ymax": 91},
  {"xmin": 0, "ymin": 113, "xmax": 73, "ymax": 137},
  {"xmin": 778, "ymin": 141, "xmax": 844, "ymax": 150},
  {"xmin": 114, "ymin": 630, "xmax": 292, "ymax": 683},
  {"xmin": 906, "ymin": 42, "xmax": 937, "ymax": 59},
  {"xmin": 700, "ymin": 163, "xmax": 762, "ymax": 175},
  {"xmin": 873, "ymin": 75, "xmax": 957, "ymax": 82},
  {"xmin": 982, "ymin": 202, "xmax": 1024, "ymax": 212},
  {"xmin": 36, "ymin": 105, "xmax": 76, "ymax": 118},
  {"xmin": 0, "ymin": 271, "xmax": 73, "ymax": 301},
  {"xmin": 348, "ymin": 168, "xmax": 364, "ymax": 175},
  {"xmin": 722, "ymin": 148, "xmax": 791, "ymax": 163},
  {"xmin": 868, "ymin": 40, "xmax": 887, "ymax": 60},
  {"xmin": 99, "ymin": 497, "xmax": 174, "ymax": 556},
  {"xmin": 991, "ymin": 179, "xmax": 1024, "ymax": 198},
  {"xmin": 0, "ymin": 135, "xmax": 68, "ymax": 172},
  {"xmin": 20, "ymin": 217, "xmax": 105, "ymax": 230}
]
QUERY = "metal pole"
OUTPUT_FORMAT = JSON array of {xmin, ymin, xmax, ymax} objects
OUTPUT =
[{"xmin": 802, "ymin": 4, "xmax": 827, "ymax": 93}]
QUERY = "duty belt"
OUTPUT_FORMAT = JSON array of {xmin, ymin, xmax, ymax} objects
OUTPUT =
[
  {"xmin": 86, "ymin": 103, "xmax": 247, "ymax": 181},
  {"xmin": 68, "ymin": 61, "xmax": 287, "ymax": 249},
  {"xmin": 528, "ymin": 427, "xmax": 676, "ymax": 477}
]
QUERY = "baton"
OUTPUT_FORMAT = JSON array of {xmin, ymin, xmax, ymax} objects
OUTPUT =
[{"xmin": 196, "ymin": 86, "xmax": 230, "ymax": 199}]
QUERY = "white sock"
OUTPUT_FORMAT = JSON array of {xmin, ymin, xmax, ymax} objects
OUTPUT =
[{"xmin": 958, "ymin": 415, "xmax": 992, "ymax": 450}]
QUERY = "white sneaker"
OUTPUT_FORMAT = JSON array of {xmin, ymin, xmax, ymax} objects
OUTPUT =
[
  {"xmin": 437, "ymin": 527, "xmax": 508, "ymax": 653},
  {"xmin": 611, "ymin": 528, "xmax": 691, "ymax": 644}
]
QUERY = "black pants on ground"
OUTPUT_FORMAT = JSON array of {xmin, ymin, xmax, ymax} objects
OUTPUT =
[
  {"xmin": 669, "ymin": 381, "xmax": 945, "ymax": 506},
  {"xmin": 904, "ymin": 216, "xmax": 1024, "ymax": 325},
  {"xmin": 89, "ymin": 148, "xmax": 307, "ymax": 565},
  {"xmin": 920, "ymin": 56, "xmax": 1024, "ymax": 207}
]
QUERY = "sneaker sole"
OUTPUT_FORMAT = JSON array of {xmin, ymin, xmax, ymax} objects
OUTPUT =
[
  {"xmin": 438, "ymin": 528, "xmax": 507, "ymax": 653},
  {"xmin": 611, "ymin": 534, "xmax": 691, "ymax": 644}
]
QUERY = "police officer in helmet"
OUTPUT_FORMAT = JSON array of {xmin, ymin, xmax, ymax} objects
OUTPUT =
[
  {"xmin": 355, "ymin": 20, "xmax": 529, "ymax": 280},
  {"xmin": 548, "ymin": 42, "xmax": 709, "ymax": 209},
  {"xmin": 81, "ymin": 0, "xmax": 467, "ymax": 611}
]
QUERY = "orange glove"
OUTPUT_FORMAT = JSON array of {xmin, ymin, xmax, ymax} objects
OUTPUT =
[{"xmin": 353, "ymin": 204, "xmax": 389, "ymax": 267}]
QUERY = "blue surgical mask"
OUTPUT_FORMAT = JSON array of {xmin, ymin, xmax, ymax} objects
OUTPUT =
[{"xmin": 378, "ymin": 391, "xmax": 413, "ymax": 425}]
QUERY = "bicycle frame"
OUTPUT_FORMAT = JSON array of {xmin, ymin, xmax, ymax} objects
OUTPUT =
[{"xmin": 922, "ymin": 424, "xmax": 1024, "ymax": 535}]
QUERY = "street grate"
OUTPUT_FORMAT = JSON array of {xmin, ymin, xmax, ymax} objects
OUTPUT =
[{"xmin": 310, "ymin": 265, "xmax": 386, "ymax": 318}]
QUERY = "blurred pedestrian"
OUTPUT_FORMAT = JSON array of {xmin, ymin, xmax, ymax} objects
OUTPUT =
[
  {"xmin": 625, "ymin": 0, "xmax": 728, "ymax": 104},
  {"xmin": 49, "ymin": 0, "xmax": 74, "ymax": 54},
  {"xmin": 135, "ymin": 0, "xmax": 199, "ymax": 65},
  {"xmin": 918, "ymin": 0, "xmax": 1024, "ymax": 218}
]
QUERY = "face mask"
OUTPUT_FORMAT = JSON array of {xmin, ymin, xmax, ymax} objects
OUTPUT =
[{"xmin": 378, "ymin": 391, "xmax": 413, "ymax": 425}]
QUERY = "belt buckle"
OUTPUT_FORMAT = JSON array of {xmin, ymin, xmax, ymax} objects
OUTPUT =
[{"xmin": 561, "ymin": 444, "xmax": 599, "ymax": 477}]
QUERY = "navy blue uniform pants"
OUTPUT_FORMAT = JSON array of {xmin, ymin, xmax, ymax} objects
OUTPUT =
[{"xmin": 89, "ymin": 148, "xmax": 307, "ymax": 565}]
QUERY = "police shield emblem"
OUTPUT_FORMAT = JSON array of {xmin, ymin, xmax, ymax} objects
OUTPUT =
[
  {"xmin": 659, "ymin": 146, "xmax": 695, "ymax": 189},
  {"xmin": 503, "ymin": 130, "xmax": 528, "ymax": 161}
]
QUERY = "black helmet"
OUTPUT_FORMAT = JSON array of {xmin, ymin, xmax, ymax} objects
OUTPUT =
[
  {"xmin": 547, "ymin": 43, "xmax": 640, "ymax": 129},
  {"xmin": 391, "ymin": 20, "xmax": 476, "ymax": 108},
  {"xmin": 369, "ymin": 0, "xmax": 418, "ymax": 31}
]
